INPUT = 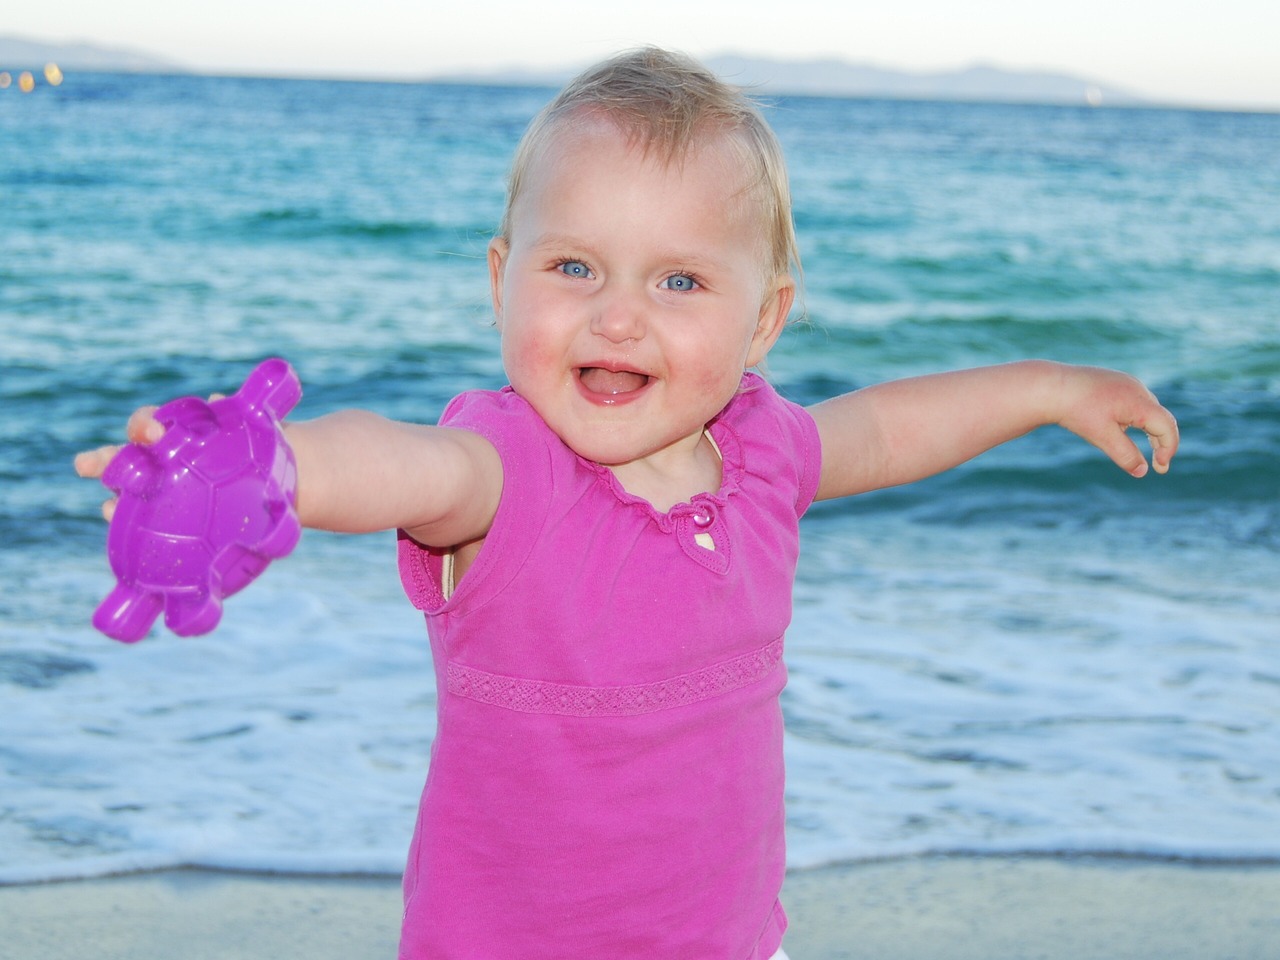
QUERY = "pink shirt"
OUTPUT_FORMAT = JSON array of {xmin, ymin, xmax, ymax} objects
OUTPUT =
[{"xmin": 397, "ymin": 373, "xmax": 822, "ymax": 958}]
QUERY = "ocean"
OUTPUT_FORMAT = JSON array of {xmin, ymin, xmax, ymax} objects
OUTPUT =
[{"xmin": 2, "ymin": 72, "xmax": 1277, "ymax": 885}]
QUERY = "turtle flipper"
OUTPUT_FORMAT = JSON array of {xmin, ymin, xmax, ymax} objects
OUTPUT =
[
  {"xmin": 164, "ymin": 591, "xmax": 225, "ymax": 638},
  {"xmin": 93, "ymin": 584, "xmax": 164, "ymax": 643},
  {"xmin": 238, "ymin": 358, "xmax": 302, "ymax": 422}
]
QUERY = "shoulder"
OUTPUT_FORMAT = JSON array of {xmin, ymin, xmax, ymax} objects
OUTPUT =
[
  {"xmin": 439, "ymin": 386, "xmax": 558, "ymax": 462},
  {"xmin": 715, "ymin": 373, "xmax": 823, "ymax": 514},
  {"xmin": 440, "ymin": 384, "xmax": 591, "ymax": 517},
  {"xmin": 440, "ymin": 385, "xmax": 537, "ymax": 433},
  {"xmin": 716, "ymin": 373, "xmax": 819, "ymax": 447}
]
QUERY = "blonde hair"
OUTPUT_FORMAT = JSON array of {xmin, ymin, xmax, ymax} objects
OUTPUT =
[{"xmin": 498, "ymin": 47, "xmax": 802, "ymax": 288}]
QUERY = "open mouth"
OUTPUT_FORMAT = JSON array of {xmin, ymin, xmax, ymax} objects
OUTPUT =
[{"xmin": 577, "ymin": 366, "xmax": 651, "ymax": 399}]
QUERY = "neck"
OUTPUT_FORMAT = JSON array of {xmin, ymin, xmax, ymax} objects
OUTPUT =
[{"xmin": 606, "ymin": 431, "xmax": 723, "ymax": 512}]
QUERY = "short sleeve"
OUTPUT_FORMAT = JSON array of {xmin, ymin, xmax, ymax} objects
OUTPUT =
[
  {"xmin": 726, "ymin": 373, "xmax": 823, "ymax": 519},
  {"xmin": 396, "ymin": 388, "xmax": 553, "ymax": 614}
]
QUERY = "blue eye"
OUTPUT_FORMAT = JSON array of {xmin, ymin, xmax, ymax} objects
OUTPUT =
[
  {"xmin": 662, "ymin": 274, "xmax": 698, "ymax": 292},
  {"xmin": 558, "ymin": 260, "xmax": 591, "ymax": 279}
]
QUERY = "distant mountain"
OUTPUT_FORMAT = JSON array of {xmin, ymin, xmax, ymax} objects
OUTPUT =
[
  {"xmin": 437, "ymin": 53, "xmax": 1142, "ymax": 107},
  {"xmin": 0, "ymin": 34, "xmax": 181, "ymax": 73},
  {"xmin": 706, "ymin": 55, "xmax": 1141, "ymax": 106}
]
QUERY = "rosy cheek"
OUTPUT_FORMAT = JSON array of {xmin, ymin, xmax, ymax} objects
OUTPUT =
[
  {"xmin": 502, "ymin": 328, "xmax": 557, "ymax": 387},
  {"xmin": 502, "ymin": 340, "xmax": 529, "ymax": 378}
]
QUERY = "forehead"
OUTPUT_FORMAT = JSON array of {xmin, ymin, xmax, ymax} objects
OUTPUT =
[{"xmin": 511, "ymin": 116, "xmax": 764, "ymax": 237}]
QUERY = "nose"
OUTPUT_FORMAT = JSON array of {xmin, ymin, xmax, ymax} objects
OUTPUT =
[{"xmin": 589, "ymin": 285, "xmax": 646, "ymax": 343}]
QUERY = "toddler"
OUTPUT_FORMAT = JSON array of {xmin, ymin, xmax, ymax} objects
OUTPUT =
[{"xmin": 77, "ymin": 47, "xmax": 1178, "ymax": 960}]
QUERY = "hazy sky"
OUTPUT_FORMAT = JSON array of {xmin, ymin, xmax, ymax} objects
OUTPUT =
[{"xmin": 10, "ymin": 0, "xmax": 1280, "ymax": 110}]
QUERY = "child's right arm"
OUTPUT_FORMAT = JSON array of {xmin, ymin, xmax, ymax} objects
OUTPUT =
[
  {"xmin": 75, "ymin": 407, "xmax": 503, "ymax": 550},
  {"xmin": 284, "ymin": 412, "xmax": 502, "ymax": 547}
]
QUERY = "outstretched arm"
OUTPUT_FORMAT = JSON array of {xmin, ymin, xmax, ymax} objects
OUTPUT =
[
  {"xmin": 809, "ymin": 360, "xmax": 1179, "ymax": 502},
  {"xmin": 284, "ymin": 412, "xmax": 502, "ymax": 547},
  {"xmin": 75, "ymin": 407, "xmax": 503, "ymax": 550}
]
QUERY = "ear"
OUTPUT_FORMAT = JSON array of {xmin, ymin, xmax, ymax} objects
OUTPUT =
[
  {"xmin": 746, "ymin": 275, "xmax": 795, "ymax": 368},
  {"xmin": 488, "ymin": 237, "xmax": 509, "ymax": 326}
]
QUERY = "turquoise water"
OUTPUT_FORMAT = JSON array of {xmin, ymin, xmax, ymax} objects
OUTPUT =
[{"xmin": 2, "ymin": 73, "xmax": 1277, "ymax": 882}]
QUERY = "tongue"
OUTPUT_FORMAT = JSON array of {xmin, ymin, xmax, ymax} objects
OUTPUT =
[{"xmin": 580, "ymin": 367, "xmax": 648, "ymax": 395}]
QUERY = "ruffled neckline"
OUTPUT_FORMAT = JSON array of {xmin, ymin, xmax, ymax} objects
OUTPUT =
[{"xmin": 583, "ymin": 415, "xmax": 745, "ymax": 535}]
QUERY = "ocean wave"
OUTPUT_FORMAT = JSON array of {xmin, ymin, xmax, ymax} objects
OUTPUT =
[
  {"xmin": 8, "ymin": 838, "xmax": 1280, "ymax": 888},
  {"xmin": 237, "ymin": 208, "xmax": 475, "ymax": 247},
  {"xmin": 0, "ymin": 851, "xmax": 407, "ymax": 888}
]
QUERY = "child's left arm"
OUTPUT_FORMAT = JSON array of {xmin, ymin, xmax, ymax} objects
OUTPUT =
[{"xmin": 808, "ymin": 360, "xmax": 1179, "ymax": 501}]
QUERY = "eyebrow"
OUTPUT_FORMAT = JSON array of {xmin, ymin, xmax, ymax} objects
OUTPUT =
[
  {"xmin": 527, "ymin": 232, "xmax": 591, "ymax": 252},
  {"xmin": 527, "ymin": 233, "xmax": 727, "ymax": 271}
]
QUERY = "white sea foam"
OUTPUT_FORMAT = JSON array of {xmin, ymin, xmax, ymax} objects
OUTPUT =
[
  {"xmin": 4, "ymin": 514, "xmax": 1277, "ymax": 885},
  {"xmin": 782, "ymin": 515, "xmax": 1280, "ymax": 869}
]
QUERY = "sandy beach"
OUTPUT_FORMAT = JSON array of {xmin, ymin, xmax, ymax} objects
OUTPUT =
[{"xmin": 3, "ymin": 856, "xmax": 1278, "ymax": 959}]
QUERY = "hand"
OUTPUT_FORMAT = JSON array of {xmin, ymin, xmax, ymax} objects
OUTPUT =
[
  {"xmin": 73, "ymin": 405, "xmax": 163, "ymax": 522},
  {"xmin": 1055, "ymin": 366, "xmax": 1179, "ymax": 477}
]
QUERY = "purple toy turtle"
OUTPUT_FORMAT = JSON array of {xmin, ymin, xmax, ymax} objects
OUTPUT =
[{"xmin": 94, "ymin": 358, "xmax": 303, "ymax": 642}]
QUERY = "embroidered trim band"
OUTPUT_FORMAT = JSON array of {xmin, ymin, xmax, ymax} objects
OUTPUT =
[{"xmin": 447, "ymin": 638, "xmax": 784, "ymax": 717}]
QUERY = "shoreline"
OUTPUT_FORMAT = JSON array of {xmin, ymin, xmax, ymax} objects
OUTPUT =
[{"xmin": 4, "ymin": 855, "xmax": 1279, "ymax": 959}]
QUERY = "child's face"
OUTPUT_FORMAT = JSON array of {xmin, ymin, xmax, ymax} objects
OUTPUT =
[{"xmin": 489, "ymin": 118, "xmax": 793, "ymax": 473}]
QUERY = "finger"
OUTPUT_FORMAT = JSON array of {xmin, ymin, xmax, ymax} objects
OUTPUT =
[
  {"xmin": 1148, "ymin": 434, "xmax": 1173, "ymax": 475},
  {"xmin": 102, "ymin": 497, "xmax": 118, "ymax": 523},
  {"xmin": 1095, "ymin": 426, "xmax": 1150, "ymax": 478},
  {"xmin": 126, "ymin": 405, "xmax": 163, "ymax": 444},
  {"xmin": 1145, "ymin": 415, "xmax": 1179, "ymax": 475},
  {"xmin": 74, "ymin": 445, "xmax": 121, "ymax": 479}
]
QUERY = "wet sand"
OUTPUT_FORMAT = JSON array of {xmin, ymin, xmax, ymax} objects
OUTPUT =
[{"xmin": 4, "ymin": 856, "xmax": 1278, "ymax": 959}]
